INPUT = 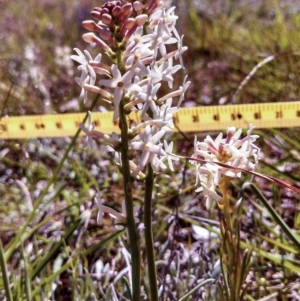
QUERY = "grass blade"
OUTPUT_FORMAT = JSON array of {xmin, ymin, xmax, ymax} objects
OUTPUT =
[
  {"xmin": 0, "ymin": 240, "xmax": 13, "ymax": 301},
  {"xmin": 242, "ymin": 182, "xmax": 300, "ymax": 251}
]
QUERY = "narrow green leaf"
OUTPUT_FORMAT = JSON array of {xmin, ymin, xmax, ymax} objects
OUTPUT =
[
  {"xmin": 242, "ymin": 183, "xmax": 300, "ymax": 251},
  {"xmin": 21, "ymin": 244, "xmax": 32, "ymax": 301},
  {"xmin": 270, "ymin": 128, "xmax": 300, "ymax": 150},
  {"xmin": 240, "ymin": 241, "xmax": 300, "ymax": 273},
  {"xmin": 31, "ymin": 219, "xmax": 81, "ymax": 279},
  {"xmin": 254, "ymin": 232, "xmax": 298, "ymax": 253},
  {"xmin": 4, "ymin": 96, "xmax": 99, "ymax": 263},
  {"xmin": 31, "ymin": 259, "xmax": 74, "ymax": 297},
  {"xmin": 0, "ymin": 240, "xmax": 13, "ymax": 301},
  {"xmin": 81, "ymin": 229, "xmax": 125, "ymax": 258},
  {"xmin": 178, "ymin": 278, "xmax": 215, "ymax": 301},
  {"xmin": 31, "ymin": 228, "xmax": 125, "ymax": 297}
]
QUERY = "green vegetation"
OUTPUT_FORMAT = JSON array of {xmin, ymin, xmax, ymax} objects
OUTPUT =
[{"xmin": 0, "ymin": 0, "xmax": 300, "ymax": 300}]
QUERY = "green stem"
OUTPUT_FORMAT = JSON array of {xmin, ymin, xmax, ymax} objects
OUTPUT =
[
  {"xmin": 222, "ymin": 177, "xmax": 233, "ymax": 233},
  {"xmin": 144, "ymin": 164, "xmax": 159, "ymax": 301},
  {"xmin": 119, "ymin": 99, "xmax": 140, "ymax": 301},
  {"xmin": 219, "ymin": 176, "xmax": 237, "ymax": 301}
]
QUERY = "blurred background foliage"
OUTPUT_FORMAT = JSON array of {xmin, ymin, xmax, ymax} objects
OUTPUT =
[
  {"xmin": 1, "ymin": 0, "xmax": 300, "ymax": 300},
  {"xmin": 1, "ymin": 0, "xmax": 300, "ymax": 115}
]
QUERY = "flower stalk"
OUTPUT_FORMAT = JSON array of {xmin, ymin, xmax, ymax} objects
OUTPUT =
[
  {"xmin": 219, "ymin": 177, "xmax": 241, "ymax": 301},
  {"xmin": 119, "ymin": 96, "xmax": 141, "ymax": 300},
  {"xmin": 191, "ymin": 125, "xmax": 260, "ymax": 300},
  {"xmin": 144, "ymin": 163, "xmax": 159, "ymax": 301},
  {"xmin": 72, "ymin": 1, "xmax": 189, "ymax": 299}
]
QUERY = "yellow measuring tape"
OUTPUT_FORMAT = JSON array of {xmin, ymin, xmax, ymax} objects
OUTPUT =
[{"xmin": 0, "ymin": 102, "xmax": 299, "ymax": 139}]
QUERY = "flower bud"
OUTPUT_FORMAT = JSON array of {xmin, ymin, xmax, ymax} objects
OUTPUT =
[
  {"xmin": 101, "ymin": 13, "xmax": 113, "ymax": 26},
  {"xmin": 135, "ymin": 14, "xmax": 148, "ymax": 26},
  {"xmin": 119, "ymin": 3, "xmax": 133, "ymax": 22},
  {"xmin": 82, "ymin": 32, "xmax": 96, "ymax": 43},
  {"xmin": 82, "ymin": 20, "xmax": 103, "ymax": 32},
  {"xmin": 112, "ymin": 5, "xmax": 121, "ymax": 17},
  {"xmin": 147, "ymin": 0, "xmax": 159, "ymax": 15},
  {"xmin": 102, "ymin": 8, "xmax": 110, "ymax": 15},
  {"xmin": 91, "ymin": 8, "xmax": 102, "ymax": 21},
  {"xmin": 82, "ymin": 33, "xmax": 112, "ymax": 53},
  {"xmin": 99, "ymin": 29, "xmax": 112, "ymax": 41},
  {"xmin": 84, "ymin": 84, "xmax": 113, "ymax": 100},
  {"xmin": 133, "ymin": 1, "xmax": 143, "ymax": 12},
  {"xmin": 124, "ymin": 18, "xmax": 136, "ymax": 30},
  {"xmin": 225, "ymin": 126, "xmax": 236, "ymax": 143}
]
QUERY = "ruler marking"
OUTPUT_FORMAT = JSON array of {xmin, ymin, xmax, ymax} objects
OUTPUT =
[
  {"xmin": 173, "ymin": 112, "xmax": 179, "ymax": 125},
  {"xmin": 1, "ymin": 102, "xmax": 300, "ymax": 139}
]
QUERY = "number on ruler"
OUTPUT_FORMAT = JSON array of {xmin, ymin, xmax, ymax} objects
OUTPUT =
[
  {"xmin": 254, "ymin": 112, "xmax": 261, "ymax": 119},
  {"xmin": 213, "ymin": 114, "xmax": 220, "ymax": 121},
  {"xmin": 35, "ymin": 122, "xmax": 45, "ymax": 129},
  {"xmin": 0, "ymin": 124, "xmax": 7, "ymax": 131},
  {"xmin": 192, "ymin": 115, "xmax": 199, "ymax": 122},
  {"xmin": 231, "ymin": 112, "xmax": 243, "ymax": 120}
]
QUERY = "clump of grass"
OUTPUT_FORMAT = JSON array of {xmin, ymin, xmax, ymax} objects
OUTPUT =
[{"xmin": 181, "ymin": 0, "xmax": 300, "ymax": 105}]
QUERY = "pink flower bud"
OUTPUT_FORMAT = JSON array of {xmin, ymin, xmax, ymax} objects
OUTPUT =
[
  {"xmin": 82, "ymin": 33, "xmax": 113, "ymax": 53},
  {"xmin": 133, "ymin": 1, "xmax": 143, "ymax": 12},
  {"xmin": 119, "ymin": 3, "xmax": 133, "ymax": 22},
  {"xmin": 82, "ymin": 20, "xmax": 103, "ymax": 32},
  {"xmin": 112, "ymin": 6, "xmax": 121, "ymax": 17},
  {"xmin": 147, "ymin": 0, "xmax": 159, "ymax": 15},
  {"xmin": 135, "ymin": 14, "xmax": 148, "ymax": 26},
  {"xmin": 82, "ymin": 32, "xmax": 95, "ymax": 43},
  {"xmin": 91, "ymin": 11, "xmax": 101, "ymax": 20},
  {"xmin": 102, "ymin": 8, "xmax": 110, "ymax": 14},
  {"xmin": 84, "ymin": 84, "xmax": 113, "ymax": 100},
  {"xmin": 124, "ymin": 18, "xmax": 136, "ymax": 30},
  {"xmin": 99, "ymin": 29, "xmax": 112, "ymax": 41},
  {"xmin": 101, "ymin": 13, "xmax": 112, "ymax": 26},
  {"xmin": 225, "ymin": 127, "xmax": 236, "ymax": 143}
]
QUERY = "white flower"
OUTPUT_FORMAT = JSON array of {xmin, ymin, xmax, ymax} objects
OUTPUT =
[
  {"xmin": 175, "ymin": 35, "xmax": 188, "ymax": 68},
  {"xmin": 192, "ymin": 125, "xmax": 260, "ymax": 208},
  {"xmin": 177, "ymin": 76, "xmax": 191, "ymax": 107},
  {"xmin": 71, "ymin": 48, "xmax": 101, "ymax": 103},
  {"xmin": 99, "ymin": 64, "xmax": 141, "ymax": 107},
  {"xmin": 79, "ymin": 111, "xmax": 94, "ymax": 149},
  {"xmin": 125, "ymin": 44, "xmax": 154, "ymax": 74},
  {"xmin": 74, "ymin": 70, "xmax": 90, "ymax": 103},
  {"xmin": 161, "ymin": 140, "xmax": 179, "ymax": 171},
  {"xmin": 153, "ymin": 58, "xmax": 181, "ymax": 88},
  {"xmin": 139, "ymin": 79, "xmax": 161, "ymax": 117},
  {"xmin": 79, "ymin": 111, "xmax": 120, "ymax": 149},
  {"xmin": 142, "ymin": 21, "xmax": 177, "ymax": 57},
  {"xmin": 158, "ymin": 98, "xmax": 179, "ymax": 128},
  {"xmin": 95, "ymin": 189, "xmax": 140, "ymax": 226},
  {"xmin": 196, "ymin": 177, "xmax": 222, "ymax": 210},
  {"xmin": 130, "ymin": 125, "xmax": 166, "ymax": 176},
  {"xmin": 151, "ymin": 7, "xmax": 178, "ymax": 33},
  {"xmin": 140, "ymin": 97, "xmax": 178, "ymax": 130},
  {"xmin": 73, "ymin": 0, "xmax": 190, "ymax": 186},
  {"xmin": 156, "ymin": 76, "xmax": 190, "ymax": 107},
  {"xmin": 95, "ymin": 190, "xmax": 126, "ymax": 225}
]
